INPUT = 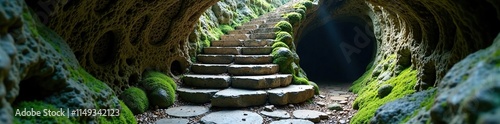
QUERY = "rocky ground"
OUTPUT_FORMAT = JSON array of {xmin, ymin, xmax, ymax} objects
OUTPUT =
[{"xmin": 135, "ymin": 82, "xmax": 357, "ymax": 124}]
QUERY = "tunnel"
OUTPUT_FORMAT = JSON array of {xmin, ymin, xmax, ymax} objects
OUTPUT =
[{"xmin": 297, "ymin": 17, "xmax": 376, "ymax": 84}]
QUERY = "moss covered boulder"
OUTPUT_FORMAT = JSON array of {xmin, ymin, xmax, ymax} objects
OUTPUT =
[
  {"xmin": 120, "ymin": 87, "xmax": 149, "ymax": 115},
  {"xmin": 141, "ymin": 72, "xmax": 177, "ymax": 108},
  {"xmin": 274, "ymin": 21, "xmax": 293, "ymax": 34}
]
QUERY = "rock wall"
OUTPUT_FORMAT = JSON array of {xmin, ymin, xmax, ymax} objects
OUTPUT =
[
  {"xmin": 1, "ymin": 1, "xmax": 134, "ymax": 123},
  {"xmin": 25, "ymin": 0, "xmax": 220, "ymax": 93},
  {"xmin": 295, "ymin": 0, "xmax": 500, "ymax": 123}
]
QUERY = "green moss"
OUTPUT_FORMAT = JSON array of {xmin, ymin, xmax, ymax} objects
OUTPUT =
[
  {"xmin": 274, "ymin": 21, "xmax": 293, "ymax": 34},
  {"xmin": 292, "ymin": 76, "xmax": 309, "ymax": 85},
  {"xmin": 349, "ymin": 65, "xmax": 374, "ymax": 93},
  {"xmin": 14, "ymin": 101, "xmax": 73, "ymax": 124},
  {"xmin": 272, "ymin": 41, "xmax": 290, "ymax": 49},
  {"xmin": 275, "ymin": 31, "xmax": 294, "ymax": 47},
  {"xmin": 308, "ymin": 81, "xmax": 320, "ymax": 95},
  {"xmin": 295, "ymin": 9, "xmax": 306, "ymax": 19},
  {"xmin": 140, "ymin": 77, "xmax": 176, "ymax": 108},
  {"xmin": 293, "ymin": 3, "xmax": 307, "ymax": 12},
  {"xmin": 301, "ymin": 1, "xmax": 313, "ymax": 9},
  {"xmin": 272, "ymin": 48, "xmax": 295, "ymax": 74},
  {"xmin": 219, "ymin": 24, "xmax": 234, "ymax": 34},
  {"xmin": 401, "ymin": 89, "xmax": 437, "ymax": 123},
  {"xmin": 351, "ymin": 67, "xmax": 418, "ymax": 124},
  {"xmin": 120, "ymin": 87, "xmax": 149, "ymax": 115},
  {"xmin": 285, "ymin": 12, "xmax": 302, "ymax": 25},
  {"xmin": 143, "ymin": 71, "xmax": 177, "ymax": 90},
  {"xmin": 98, "ymin": 100, "xmax": 137, "ymax": 124}
]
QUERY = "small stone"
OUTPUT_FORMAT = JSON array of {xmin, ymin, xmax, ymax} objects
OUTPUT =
[
  {"xmin": 326, "ymin": 112, "xmax": 333, "ymax": 115},
  {"xmin": 319, "ymin": 95, "xmax": 326, "ymax": 98},
  {"xmin": 316, "ymin": 102, "xmax": 326, "ymax": 107},
  {"xmin": 330, "ymin": 96, "xmax": 347, "ymax": 101},
  {"xmin": 260, "ymin": 110, "xmax": 291, "ymax": 119},
  {"xmin": 339, "ymin": 119, "xmax": 347, "ymax": 124},
  {"xmin": 165, "ymin": 106, "xmax": 209, "ymax": 117},
  {"xmin": 155, "ymin": 118, "xmax": 189, "ymax": 124},
  {"xmin": 339, "ymin": 101, "xmax": 348, "ymax": 104},
  {"xmin": 293, "ymin": 110, "xmax": 328, "ymax": 123},
  {"xmin": 264, "ymin": 105, "xmax": 275, "ymax": 112},
  {"xmin": 327, "ymin": 103, "xmax": 343, "ymax": 111},
  {"xmin": 201, "ymin": 110, "xmax": 263, "ymax": 124},
  {"xmin": 288, "ymin": 104, "xmax": 294, "ymax": 108}
]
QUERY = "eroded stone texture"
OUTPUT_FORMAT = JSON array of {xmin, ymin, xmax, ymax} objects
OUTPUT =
[
  {"xmin": 298, "ymin": 0, "xmax": 500, "ymax": 89},
  {"xmin": 25, "ymin": 0, "xmax": 222, "ymax": 93},
  {"xmin": 0, "ymin": 1, "xmax": 122, "ymax": 123}
]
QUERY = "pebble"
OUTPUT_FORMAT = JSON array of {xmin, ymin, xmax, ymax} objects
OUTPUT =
[
  {"xmin": 264, "ymin": 105, "xmax": 275, "ymax": 112},
  {"xmin": 288, "ymin": 104, "xmax": 294, "ymax": 108},
  {"xmin": 316, "ymin": 102, "xmax": 326, "ymax": 107},
  {"xmin": 339, "ymin": 119, "xmax": 347, "ymax": 124},
  {"xmin": 339, "ymin": 100, "xmax": 348, "ymax": 104},
  {"xmin": 319, "ymin": 95, "xmax": 326, "ymax": 98}
]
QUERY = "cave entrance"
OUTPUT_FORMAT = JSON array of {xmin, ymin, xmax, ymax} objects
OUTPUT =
[{"xmin": 297, "ymin": 18, "xmax": 376, "ymax": 85}]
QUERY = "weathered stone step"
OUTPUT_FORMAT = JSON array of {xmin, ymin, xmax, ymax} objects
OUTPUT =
[
  {"xmin": 204, "ymin": 47, "xmax": 240, "ymax": 55},
  {"xmin": 234, "ymin": 55, "xmax": 273, "ymax": 64},
  {"xmin": 253, "ymin": 28, "xmax": 279, "ymax": 34},
  {"xmin": 211, "ymin": 88, "xmax": 267, "ymax": 107},
  {"xmin": 177, "ymin": 88, "xmax": 220, "ymax": 103},
  {"xmin": 182, "ymin": 74, "xmax": 230, "ymax": 88},
  {"xmin": 228, "ymin": 64, "xmax": 278, "ymax": 75},
  {"xmin": 240, "ymin": 47, "xmax": 272, "ymax": 55},
  {"xmin": 235, "ymin": 25, "xmax": 259, "ymax": 30},
  {"xmin": 228, "ymin": 29, "xmax": 252, "ymax": 34},
  {"xmin": 191, "ymin": 64, "xmax": 228, "ymax": 74},
  {"xmin": 231, "ymin": 74, "xmax": 292, "ymax": 89},
  {"xmin": 197, "ymin": 54, "xmax": 234, "ymax": 64},
  {"xmin": 250, "ymin": 33, "xmax": 276, "ymax": 39},
  {"xmin": 221, "ymin": 34, "xmax": 249, "ymax": 41},
  {"xmin": 267, "ymin": 85, "xmax": 315, "ymax": 105},
  {"xmin": 212, "ymin": 39, "xmax": 274, "ymax": 47}
]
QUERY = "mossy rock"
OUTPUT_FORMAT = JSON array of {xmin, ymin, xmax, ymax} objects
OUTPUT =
[
  {"xmin": 293, "ymin": 4, "xmax": 307, "ymax": 12},
  {"xmin": 274, "ymin": 21, "xmax": 293, "ymax": 34},
  {"xmin": 272, "ymin": 41, "xmax": 289, "ymax": 49},
  {"xmin": 14, "ymin": 101, "xmax": 73, "ymax": 124},
  {"xmin": 295, "ymin": 9, "xmax": 306, "ymax": 19},
  {"xmin": 220, "ymin": 24, "xmax": 234, "ymax": 34},
  {"xmin": 148, "ymin": 87, "xmax": 174, "ymax": 108},
  {"xmin": 308, "ymin": 81, "xmax": 320, "ymax": 95},
  {"xmin": 378, "ymin": 84, "xmax": 393, "ymax": 98},
  {"xmin": 272, "ymin": 47, "xmax": 294, "ymax": 74},
  {"xmin": 143, "ymin": 71, "xmax": 177, "ymax": 90},
  {"xmin": 285, "ymin": 12, "xmax": 302, "ymax": 25},
  {"xmin": 120, "ymin": 87, "xmax": 149, "ymax": 115},
  {"xmin": 275, "ymin": 31, "xmax": 294, "ymax": 47},
  {"xmin": 140, "ymin": 77, "xmax": 176, "ymax": 108},
  {"xmin": 301, "ymin": 1, "xmax": 313, "ymax": 9}
]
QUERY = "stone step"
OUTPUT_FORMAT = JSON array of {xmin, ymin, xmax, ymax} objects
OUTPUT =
[
  {"xmin": 228, "ymin": 29, "xmax": 252, "ymax": 34},
  {"xmin": 228, "ymin": 64, "xmax": 279, "ymax": 75},
  {"xmin": 245, "ymin": 20, "xmax": 266, "ymax": 25},
  {"xmin": 204, "ymin": 47, "xmax": 240, "ymax": 55},
  {"xmin": 235, "ymin": 25, "xmax": 259, "ymax": 30},
  {"xmin": 221, "ymin": 34, "xmax": 249, "ymax": 41},
  {"xmin": 182, "ymin": 74, "xmax": 231, "ymax": 88},
  {"xmin": 177, "ymin": 88, "xmax": 220, "ymax": 104},
  {"xmin": 212, "ymin": 39, "xmax": 274, "ymax": 47},
  {"xmin": 211, "ymin": 88, "xmax": 268, "ymax": 107},
  {"xmin": 250, "ymin": 33, "xmax": 276, "ymax": 39},
  {"xmin": 231, "ymin": 74, "xmax": 292, "ymax": 89},
  {"xmin": 267, "ymin": 85, "xmax": 315, "ymax": 105},
  {"xmin": 254, "ymin": 28, "xmax": 279, "ymax": 34},
  {"xmin": 241, "ymin": 47, "xmax": 272, "ymax": 55},
  {"xmin": 191, "ymin": 64, "xmax": 228, "ymax": 74},
  {"xmin": 234, "ymin": 55, "xmax": 273, "ymax": 64},
  {"xmin": 197, "ymin": 54, "xmax": 234, "ymax": 64}
]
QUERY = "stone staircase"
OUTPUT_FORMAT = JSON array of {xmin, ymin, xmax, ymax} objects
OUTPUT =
[{"xmin": 178, "ymin": 1, "xmax": 314, "ymax": 107}]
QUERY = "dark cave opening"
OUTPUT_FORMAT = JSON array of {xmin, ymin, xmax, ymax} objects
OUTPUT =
[{"xmin": 297, "ymin": 18, "xmax": 376, "ymax": 84}]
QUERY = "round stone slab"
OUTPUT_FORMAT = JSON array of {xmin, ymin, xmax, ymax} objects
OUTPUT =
[
  {"xmin": 165, "ymin": 106, "xmax": 209, "ymax": 117},
  {"xmin": 292, "ymin": 110, "xmax": 328, "ymax": 123},
  {"xmin": 201, "ymin": 110, "xmax": 263, "ymax": 124},
  {"xmin": 155, "ymin": 118, "xmax": 189, "ymax": 124},
  {"xmin": 260, "ymin": 109, "xmax": 291, "ymax": 119},
  {"xmin": 270, "ymin": 119, "xmax": 314, "ymax": 124}
]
